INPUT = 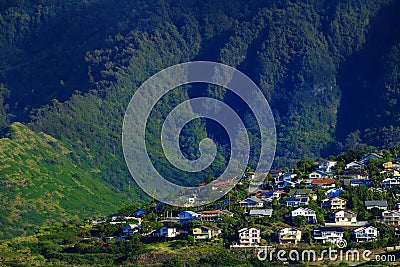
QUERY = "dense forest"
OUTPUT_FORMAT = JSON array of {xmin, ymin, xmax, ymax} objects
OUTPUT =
[{"xmin": 1, "ymin": 0, "xmax": 400, "ymax": 237}]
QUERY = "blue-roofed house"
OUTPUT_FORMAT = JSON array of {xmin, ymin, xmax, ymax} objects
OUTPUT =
[
  {"xmin": 284, "ymin": 197, "xmax": 309, "ymax": 207},
  {"xmin": 326, "ymin": 188, "xmax": 343, "ymax": 198},
  {"xmin": 178, "ymin": 211, "xmax": 200, "ymax": 224}
]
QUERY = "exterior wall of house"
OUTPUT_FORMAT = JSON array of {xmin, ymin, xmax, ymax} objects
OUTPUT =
[{"xmin": 239, "ymin": 228, "xmax": 261, "ymax": 245}]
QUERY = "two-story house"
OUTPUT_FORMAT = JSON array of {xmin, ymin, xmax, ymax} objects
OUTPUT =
[
  {"xmin": 238, "ymin": 227, "xmax": 261, "ymax": 246},
  {"xmin": 353, "ymin": 226, "xmax": 379, "ymax": 242},
  {"xmin": 153, "ymin": 226, "xmax": 178, "ymax": 238},
  {"xmin": 277, "ymin": 227, "xmax": 302, "ymax": 245},
  {"xmin": 329, "ymin": 210, "xmax": 357, "ymax": 225},
  {"xmin": 192, "ymin": 226, "xmax": 222, "ymax": 241},
  {"xmin": 319, "ymin": 160, "xmax": 337, "ymax": 172},
  {"xmin": 382, "ymin": 210, "xmax": 400, "ymax": 226},
  {"xmin": 291, "ymin": 207, "xmax": 317, "ymax": 224},
  {"xmin": 321, "ymin": 197, "xmax": 347, "ymax": 210},
  {"xmin": 381, "ymin": 178, "xmax": 400, "ymax": 189},
  {"xmin": 177, "ymin": 211, "xmax": 200, "ymax": 224},
  {"xmin": 314, "ymin": 227, "xmax": 344, "ymax": 244},
  {"xmin": 198, "ymin": 210, "xmax": 234, "ymax": 222}
]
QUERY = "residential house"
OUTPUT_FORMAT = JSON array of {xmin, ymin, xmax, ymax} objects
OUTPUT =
[
  {"xmin": 274, "ymin": 172, "xmax": 296, "ymax": 184},
  {"xmin": 284, "ymin": 197, "xmax": 309, "ymax": 207},
  {"xmin": 288, "ymin": 189, "xmax": 317, "ymax": 201},
  {"xmin": 311, "ymin": 179, "xmax": 335, "ymax": 188},
  {"xmin": 291, "ymin": 207, "xmax": 317, "ymax": 224},
  {"xmin": 269, "ymin": 170, "xmax": 284, "ymax": 178},
  {"xmin": 329, "ymin": 210, "xmax": 357, "ymax": 225},
  {"xmin": 248, "ymin": 209, "xmax": 273, "ymax": 218},
  {"xmin": 361, "ymin": 153, "xmax": 383, "ymax": 165},
  {"xmin": 319, "ymin": 160, "xmax": 337, "ymax": 172},
  {"xmin": 238, "ymin": 227, "xmax": 261, "ymax": 246},
  {"xmin": 178, "ymin": 211, "xmax": 200, "ymax": 224},
  {"xmin": 383, "ymin": 161, "xmax": 400, "ymax": 170},
  {"xmin": 192, "ymin": 226, "xmax": 222, "ymax": 241},
  {"xmin": 394, "ymin": 203, "xmax": 400, "ymax": 210},
  {"xmin": 381, "ymin": 169, "xmax": 400, "ymax": 177},
  {"xmin": 277, "ymin": 227, "xmax": 302, "ymax": 245},
  {"xmin": 276, "ymin": 180, "xmax": 299, "ymax": 189},
  {"xmin": 344, "ymin": 178, "xmax": 372, "ymax": 187},
  {"xmin": 381, "ymin": 178, "xmax": 400, "ymax": 189},
  {"xmin": 313, "ymin": 227, "xmax": 344, "ymax": 244},
  {"xmin": 382, "ymin": 210, "xmax": 400, "ymax": 226},
  {"xmin": 275, "ymin": 173, "xmax": 299, "ymax": 189},
  {"xmin": 309, "ymin": 172, "xmax": 323, "ymax": 179},
  {"xmin": 123, "ymin": 224, "xmax": 141, "ymax": 237},
  {"xmin": 345, "ymin": 161, "xmax": 363, "ymax": 170},
  {"xmin": 343, "ymin": 170, "xmax": 369, "ymax": 180},
  {"xmin": 239, "ymin": 196, "xmax": 264, "ymax": 208},
  {"xmin": 256, "ymin": 190, "xmax": 285, "ymax": 201},
  {"xmin": 153, "ymin": 226, "xmax": 178, "ymax": 238},
  {"xmin": 353, "ymin": 226, "xmax": 379, "ymax": 242},
  {"xmin": 199, "ymin": 210, "xmax": 233, "ymax": 222},
  {"xmin": 326, "ymin": 188, "xmax": 343, "ymax": 198},
  {"xmin": 364, "ymin": 200, "xmax": 388, "ymax": 211},
  {"xmin": 321, "ymin": 197, "xmax": 347, "ymax": 210},
  {"xmin": 133, "ymin": 209, "xmax": 146, "ymax": 217}
]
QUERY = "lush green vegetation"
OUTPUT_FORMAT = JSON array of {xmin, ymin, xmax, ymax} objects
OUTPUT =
[
  {"xmin": 1, "ymin": 0, "xmax": 400, "ymax": 241},
  {"xmin": 0, "ymin": 122, "xmax": 134, "ymax": 240}
]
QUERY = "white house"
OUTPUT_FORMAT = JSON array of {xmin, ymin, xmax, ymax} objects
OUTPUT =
[
  {"xmin": 319, "ymin": 160, "xmax": 337, "ymax": 172},
  {"xmin": 238, "ymin": 227, "xmax": 261, "ymax": 246},
  {"xmin": 314, "ymin": 227, "xmax": 344, "ymax": 244},
  {"xmin": 153, "ymin": 226, "xmax": 180, "ymax": 238},
  {"xmin": 291, "ymin": 207, "xmax": 317, "ymax": 224},
  {"xmin": 381, "ymin": 178, "xmax": 400, "ymax": 189},
  {"xmin": 309, "ymin": 172, "xmax": 323, "ymax": 179},
  {"xmin": 153, "ymin": 226, "xmax": 178, "ymax": 238},
  {"xmin": 353, "ymin": 226, "xmax": 378, "ymax": 242},
  {"xmin": 277, "ymin": 228, "xmax": 302, "ymax": 244},
  {"xmin": 345, "ymin": 161, "xmax": 363, "ymax": 170},
  {"xmin": 330, "ymin": 210, "xmax": 357, "ymax": 225}
]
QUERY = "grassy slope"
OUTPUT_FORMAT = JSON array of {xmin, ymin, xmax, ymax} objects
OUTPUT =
[{"xmin": 0, "ymin": 122, "xmax": 129, "ymax": 240}]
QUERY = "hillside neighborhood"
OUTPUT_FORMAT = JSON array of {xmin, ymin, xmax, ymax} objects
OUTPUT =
[{"xmin": 85, "ymin": 151, "xmax": 400, "ymax": 254}]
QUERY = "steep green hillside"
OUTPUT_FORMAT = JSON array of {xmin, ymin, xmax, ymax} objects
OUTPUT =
[{"xmin": 0, "ymin": 122, "xmax": 130, "ymax": 240}]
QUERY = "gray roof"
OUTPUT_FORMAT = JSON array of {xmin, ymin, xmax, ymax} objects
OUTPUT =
[
  {"xmin": 364, "ymin": 200, "xmax": 388, "ymax": 207},
  {"xmin": 288, "ymin": 189, "xmax": 312, "ymax": 196},
  {"xmin": 249, "ymin": 209, "xmax": 273, "ymax": 216},
  {"xmin": 240, "ymin": 196, "xmax": 263, "ymax": 203}
]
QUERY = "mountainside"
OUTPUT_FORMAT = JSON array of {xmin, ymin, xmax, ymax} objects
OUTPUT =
[
  {"xmin": 0, "ymin": 0, "xmax": 400, "ymax": 237},
  {"xmin": 0, "ymin": 122, "xmax": 132, "ymax": 240}
]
